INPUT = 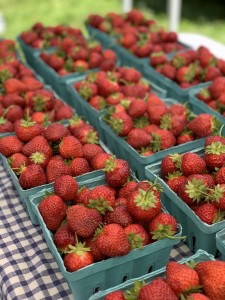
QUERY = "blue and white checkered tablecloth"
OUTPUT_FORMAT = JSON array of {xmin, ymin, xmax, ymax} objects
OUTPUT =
[{"xmin": 0, "ymin": 162, "xmax": 193, "ymax": 300}]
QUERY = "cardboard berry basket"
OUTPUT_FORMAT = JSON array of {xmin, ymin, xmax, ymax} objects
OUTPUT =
[
  {"xmin": 99, "ymin": 98, "xmax": 207, "ymax": 180},
  {"xmin": 64, "ymin": 74, "xmax": 167, "ymax": 135},
  {"xmin": 89, "ymin": 249, "xmax": 214, "ymax": 300},
  {"xmin": 145, "ymin": 146, "xmax": 225, "ymax": 256},
  {"xmin": 30, "ymin": 171, "xmax": 183, "ymax": 300},
  {"xmin": 0, "ymin": 138, "xmax": 110, "ymax": 225},
  {"xmin": 142, "ymin": 64, "xmax": 210, "ymax": 103},
  {"xmin": 189, "ymin": 83, "xmax": 225, "ymax": 125},
  {"xmin": 216, "ymin": 229, "xmax": 225, "ymax": 260}
]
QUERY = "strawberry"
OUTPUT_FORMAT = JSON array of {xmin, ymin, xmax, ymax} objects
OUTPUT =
[
  {"xmin": 127, "ymin": 128, "xmax": 152, "ymax": 150},
  {"xmin": 103, "ymin": 205, "xmax": 133, "ymax": 227},
  {"xmin": 22, "ymin": 135, "xmax": 52, "ymax": 157},
  {"xmin": 59, "ymin": 136, "xmax": 84, "ymax": 159},
  {"xmin": 187, "ymin": 114, "xmax": 221, "ymax": 138},
  {"xmin": 0, "ymin": 135, "xmax": 23, "ymax": 157},
  {"xmin": 143, "ymin": 124, "xmax": 160, "ymax": 134},
  {"xmin": 73, "ymin": 124, "xmax": 99, "ymax": 144},
  {"xmin": 53, "ymin": 223, "xmax": 75, "ymax": 252},
  {"xmin": 138, "ymin": 278, "xmax": 178, "ymax": 300},
  {"xmin": 147, "ymin": 105, "xmax": 167, "ymax": 125},
  {"xmin": 104, "ymin": 291, "xmax": 125, "ymax": 300},
  {"xmin": 63, "ymin": 242, "xmax": 94, "ymax": 272},
  {"xmin": 19, "ymin": 164, "xmax": 47, "ymax": 189},
  {"xmin": 118, "ymin": 181, "xmax": 137, "ymax": 199},
  {"xmin": 39, "ymin": 194, "xmax": 67, "ymax": 231},
  {"xmin": 195, "ymin": 203, "xmax": 222, "ymax": 224},
  {"xmin": 71, "ymin": 157, "xmax": 91, "ymax": 176},
  {"xmin": 160, "ymin": 113, "xmax": 186, "ymax": 137},
  {"xmin": 151, "ymin": 129, "xmax": 176, "ymax": 152},
  {"xmin": 55, "ymin": 105, "xmax": 74, "ymax": 121},
  {"xmin": 150, "ymin": 51, "xmax": 167, "ymax": 67},
  {"xmin": 15, "ymin": 118, "xmax": 43, "ymax": 142},
  {"xmin": 4, "ymin": 78, "xmax": 27, "ymax": 94},
  {"xmin": 98, "ymin": 77, "xmax": 120, "ymax": 98},
  {"xmin": 197, "ymin": 88, "xmax": 212, "ymax": 103},
  {"xmin": 90, "ymin": 152, "xmax": 112, "ymax": 170},
  {"xmin": 95, "ymin": 224, "xmax": 131, "ymax": 257},
  {"xmin": 188, "ymin": 174, "xmax": 215, "ymax": 189},
  {"xmin": 124, "ymin": 224, "xmax": 150, "ymax": 249},
  {"xmin": 118, "ymin": 67, "xmax": 141, "ymax": 83},
  {"xmin": 204, "ymin": 141, "xmax": 225, "ymax": 170},
  {"xmin": 108, "ymin": 111, "xmax": 133, "ymax": 137},
  {"xmin": 89, "ymin": 95, "xmax": 106, "ymax": 111},
  {"xmin": 87, "ymin": 185, "xmax": 115, "ymax": 214},
  {"xmin": 0, "ymin": 117, "xmax": 14, "ymax": 133},
  {"xmin": 29, "ymin": 151, "xmax": 50, "ymax": 169},
  {"xmin": 83, "ymin": 143, "xmax": 104, "ymax": 162},
  {"xmin": 29, "ymin": 89, "xmax": 54, "ymax": 112},
  {"xmin": 202, "ymin": 66, "xmax": 222, "ymax": 82},
  {"xmin": 166, "ymin": 172, "xmax": 187, "ymax": 194},
  {"xmin": 67, "ymin": 205, "xmax": 102, "ymax": 238},
  {"xmin": 186, "ymin": 293, "xmax": 210, "ymax": 300},
  {"xmin": 161, "ymin": 154, "xmax": 182, "ymax": 178},
  {"xmin": 21, "ymin": 77, "xmax": 44, "ymax": 91},
  {"xmin": 160, "ymin": 64, "xmax": 176, "ymax": 80},
  {"xmin": 208, "ymin": 77, "xmax": 225, "ymax": 99},
  {"xmin": 166, "ymin": 261, "xmax": 200, "ymax": 296},
  {"xmin": 54, "ymin": 175, "xmax": 78, "ymax": 202},
  {"xmin": 85, "ymin": 237, "xmax": 105, "ymax": 262},
  {"xmin": 215, "ymin": 166, "xmax": 225, "ymax": 184},
  {"xmin": 76, "ymin": 81, "xmax": 98, "ymax": 100},
  {"xmin": 104, "ymin": 157, "xmax": 131, "ymax": 188},
  {"xmin": 127, "ymin": 183, "xmax": 162, "ymax": 222},
  {"xmin": 177, "ymin": 130, "xmax": 195, "ymax": 145},
  {"xmin": 8, "ymin": 153, "xmax": 29, "ymax": 174},
  {"xmin": 46, "ymin": 159, "xmax": 72, "ymax": 183},
  {"xmin": 106, "ymin": 92, "xmax": 124, "ymax": 106},
  {"xmin": 181, "ymin": 153, "xmax": 206, "ymax": 176},
  {"xmin": 4, "ymin": 105, "xmax": 23, "ymax": 122},
  {"xmin": 128, "ymin": 99, "xmax": 148, "ymax": 118},
  {"xmin": 194, "ymin": 260, "xmax": 225, "ymax": 299},
  {"xmin": 207, "ymin": 183, "xmax": 225, "ymax": 211},
  {"xmin": 75, "ymin": 186, "xmax": 91, "ymax": 205},
  {"xmin": 44, "ymin": 123, "xmax": 70, "ymax": 142},
  {"xmin": 149, "ymin": 212, "xmax": 180, "ymax": 240},
  {"xmin": 68, "ymin": 115, "xmax": 86, "ymax": 134}
]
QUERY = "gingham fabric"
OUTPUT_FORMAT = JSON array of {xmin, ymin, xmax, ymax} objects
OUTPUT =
[{"xmin": 0, "ymin": 161, "xmax": 193, "ymax": 300}]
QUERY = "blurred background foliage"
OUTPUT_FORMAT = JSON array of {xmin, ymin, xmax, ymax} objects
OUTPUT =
[{"xmin": 0, "ymin": 0, "xmax": 225, "ymax": 43}]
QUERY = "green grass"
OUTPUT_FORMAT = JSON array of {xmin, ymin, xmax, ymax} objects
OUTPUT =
[{"xmin": 1, "ymin": 0, "xmax": 225, "ymax": 44}]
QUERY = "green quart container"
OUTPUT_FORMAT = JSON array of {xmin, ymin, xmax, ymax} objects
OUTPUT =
[{"xmin": 30, "ymin": 172, "xmax": 183, "ymax": 300}]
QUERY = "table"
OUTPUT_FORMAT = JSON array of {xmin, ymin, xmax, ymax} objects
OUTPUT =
[{"xmin": 0, "ymin": 161, "xmax": 193, "ymax": 300}]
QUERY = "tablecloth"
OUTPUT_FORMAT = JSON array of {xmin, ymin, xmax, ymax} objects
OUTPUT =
[{"xmin": 0, "ymin": 161, "xmax": 194, "ymax": 300}]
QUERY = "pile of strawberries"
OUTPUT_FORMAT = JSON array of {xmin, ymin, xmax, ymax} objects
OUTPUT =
[
  {"xmin": 196, "ymin": 77, "xmax": 225, "ymax": 116},
  {"xmin": 0, "ymin": 61, "xmax": 74, "ymax": 134},
  {"xmin": 160, "ymin": 134, "xmax": 225, "ymax": 225},
  {"xmin": 104, "ymin": 258, "xmax": 225, "ymax": 300},
  {"xmin": 20, "ymin": 22, "xmax": 84, "ymax": 49},
  {"xmin": 87, "ymin": 10, "xmax": 185, "ymax": 58},
  {"xmin": 150, "ymin": 46, "xmax": 225, "ymax": 89},
  {"xmin": 0, "ymin": 39, "xmax": 18, "ymax": 64},
  {"xmin": 39, "ymin": 38, "xmax": 118, "ymax": 76},
  {"xmin": 0, "ymin": 117, "xmax": 110, "ymax": 189},
  {"xmin": 38, "ymin": 161, "xmax": 182, "ymax": 272}
]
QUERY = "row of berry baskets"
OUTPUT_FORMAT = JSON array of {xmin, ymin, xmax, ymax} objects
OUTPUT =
[{"xmin": 1, "ymin": 11, "xmax": 225, "ymax": 300}]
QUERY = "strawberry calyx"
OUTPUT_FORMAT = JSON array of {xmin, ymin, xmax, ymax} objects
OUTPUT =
[
  {"xmin": 109, "ymin": 115, "xmax": 124, "ymax": 134},
  {"xmin": 20, "ymin": 113, "xmax": 36, "ymax": 128},
  {"xmin": 151, "ymin": 223, "xmax": 186, "ymax": 241},
  {"xmin": 88, "ymin": 197, "xmax": 114, "ymax": 215},
  {"xmin": 86, "ymin": 129, "xmax": 99, "ymax": 144},
  {"xmin": 104, "ymin": 156, "xmax": 116, "ymax": 172},
  {"xmin": 170, "ymin": 153, "xmax": 182, "ymax": 168},
  {"xmin": 172, "ymin": 55, "xmax": 186, "ymax": 69},
  {"xmin": 33, "ymin": 95, "xmax": 49, "ymax": 112},
  {"xmin": 205, "ymin": 141, "xmax": 225, "ymax": 155},
  {"xmin": 0, "ymin": 116, "xmax": 7, "ymax": 125},
  {"xmin": 134, "ymin": 188, "xmax": 157, "ymax": 210},
  {"xmin": 120, "ymin": 98, "xmax": 132, "ymax": 108},
  {"xmin": 151, "ymin": 51, "xmax": 165, "ymax": 57},
  {"xmin": 179, "ymin": 286, "xmax": 203, "ymax": 299},
  {"xmin": 160, "ymin": 113, "xmax": 172, "ymax": 130},
  {"xmin": 65, "ymin": 242, "xmax": 91, "ymax": 256},
  {"xmin": 151, "ymin": 132, "xmax": 162, "ymax": 152},
  {"xmin": 127, "ymin": 232, "xmax": 145, "ymax": 250},
  {"xmin": 0, "ymin": 68, "xmax": 13, "ymax": 85},
  {"xmin": 78, "ymin": 83, "xmax": 93, "ymax": 100},
  {"xmin": 69, "ymin": 114, "xmax": 84, "ymax": 126},
  {"xmin": 133, "ymin": 116, "xmax": 149, "ymax": 128},
  {"xmin": 64, "ymin": 58, "xmax": 74, "ymax": 72},
  {"xmin": 185, "ymin": 178, "xmax": 208, "ymax": 203},
  {"xmin": 198, "ymin": 87, "xmax": 211, "ymax": 99},
  {"xmin": 211, "ymin": 116, "xmax": 222, "ymax": 134},
  {"xmin": 166, "ymin": 170, "xmax": 183, "ymax": 180},
  {"xmin": 205, "ymin": 184, "xmax": 225, "ymax": 203},
  {"xmin": 93, "ymin": 223, "xmax": 105, "ymax": 240},
  {"xmin": 30, "ymin": 151, "xmax": 46, "ymax": 164},
  {"xmin": 124, "ymin": 280, "xmax": 145, "ymax": 300},
  {"xmin": 86, "ymin": 72, "xmax": 97, "ymax": 83},
  {"xmin": 213, "ymin": 209, "xmax": 225, "ymax": 223}
]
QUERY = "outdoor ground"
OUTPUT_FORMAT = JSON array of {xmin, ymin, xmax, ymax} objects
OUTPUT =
[{"xmin": 0, "ymin": 0, "xmax": 225, "ymax": 43}]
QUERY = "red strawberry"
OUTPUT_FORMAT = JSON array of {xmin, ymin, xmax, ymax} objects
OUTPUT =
[
  {"xmin": 89, "ymin": 95, "xmax": 106, "ymax": 111},
  {"xmin": 149, "ymin": 212, "xmax": 179, "ymax": 240},
  {"xmin": 59, "ymin": 136, "xmax": 84, "ymax": 159},
  {"xmin": 127, "ymin": 128, "xmax": 152, "ymax": 150},
  {"xmin": 54, "ymin": 175, "xmax": 78, "ymax": 202},
  {"xmin": 124, "ymin": 224, "xmax": 150, "ymax": 250},
  {"xmin": 29, "ymin": 151, "xmax": 50, "ymax": 169},
  {"xmin": 160, "ymin": 64, "xmax": 176, "ymax": 80},
  {"xmin": 195, "ymin": 203, "xmax": 221, "ymax": 224},
  {"xmin": 4, "ymin": 78, "xmax": 27, "ymax": 94},
  {"xmin": 68, "ymin": 115, "xmax": 86, "ymax": 134},
  {"xmin": 87, "ymin": 185, "xmax": 115, "ymax": 214},
  {"xmin": 103, "ymin": 205, "xmax": 133, "ymax": 227},
  {"xmin": 75, "ymin": 186, "xmax": 91, "ymax": 205},
  {"xmin": 0, "ymin": 117, "xmax": 14, "ymax": 133},
  {"xmin": 150, "ymin": 51, "xmax": 167, "ymax": 67},
  {"xmin": 8, "ymin": 153, "xmax": 29, "ymax": 173},
  {"xmin": 104, "ymin": 291, "xmax": 125, "ymax": 300},
  {"xmin": 63, "ymin": 242, "xmax": 94, "ymax": 272},
  {"xmin": 127, "ymin": 99, "xmax": 148, "ymax": 118},
  {"xmin": 104, "ymin": 157, "xmax": 131, "ymax": 188},
  {"xmin": 46, "ymin": 160, "xmax": 72, "ymax": 183},
  {"xmin": 0, "ymin": 135, "xmax": 23, "ymax": 157},
  {"xmin": 73, "ymin": 124, "xmax": 99, "ymax": 144},
  {"xmin": 19, "ymin": 164, "xmax": 47, "ymax": 189},
  {"xmin": 118, "ymin": 67, "xmax": 141, "ymax": 83},
  {"xmin": 166, "ymin": 261, "xmax": 200, "ymax": 296},
  {"xmin": 39, "ymin": 194, "xmax": 67, "ymax": 231},
  {"xmin": 15, "ymin": 118, "xmax": 43, "ymax": 142},
  {"xmin": 186, "ymin": 293, "xmax": 210, "ymax": 300},
  {"xmin": 138, "ymin": 277, "xmax": 178, "ymax": 300},
  {"xmin": 166, "ymin": 172, "xmax": 187, "ymax": 194},
  {"xmin": 181, "ymin": 152, "xmax": 206, "ymax": 176},
  {"xmin": 160, "ymin": 114, "xmax": 186, "ymax": 137},
  {"xmin": 4, "ymin": 105, "xmax": 23, "ymax": 122},
  {"xmin": 29, "ymin": 89, "xmax": 55, "ymax": 112},
  {"xmin": 194, "ymin": 260, "xmax": 225, "ymax": 299},
  {"xmin": 67, "ymin": 205, "xmax": 102, "ymax": 238},
  {"xmin": 177, "ymin": 130, "xmax": 195, "ymax": 145},
  {"xmin": 22, "ymin": 135, "xmax": 52, "ymax": 157},
  {"xmin": 106, "ymin": 92, "xmax": 124, "ymax": 106},
  {"xmin": 83, "ymin": 143, "xmax": 104, "ymax": 162},
  {"xmin": 197, "ymin": 88, "xmax": 212, "ymax": 103},
  {"xmin": 109, "ymin": 111, "xmax": 133, "ymax": 137},
  {"xmin": 204, "ymin": 140, "xmax": 225, "ymax": 170},
  {"xmin": 53, "ymin": 223, "xmax": 75, "ymax": 252},
  {"xmin": 76, "ymin": 81, "xmax": 98, "ymax": 100},
  {"xmin": 118, "ymin": 181, "xmax": 138, "ymax": 199},
  {"xmin": 95, "ymin": 224, "xmax": 131, "ymax": 257},
  {"xmin": 21, "ymin": 77, "xmax": 43, "ymax": 91},
  {"xmin": 208, "ymin": 77, "xmax": 225, "ymax": 99},
  {"xmin": 71, "ymin": 157, "xmax": 91, "ymax": 176},
  {"xmin": 151, "ymin": 129, "xmax": 176, "ymax": 152},
  {"xmin": 147, "ymin": 105, "xmax": 167, "ymax": 125},
  {"xmin": 44, "ymin": 123, "xmax": 70, "ymax": 142},
  {"xmin": 90, "ymin": 152, "xmax": 112, "ymax": 170},
  {"xmin": 161, "ymin": 153, "xmax": 182, "ymax": 178},
  {"xmin": 215, "ymin": 166, "xmax": 225, "ymax": 184},
  {"xmin": 98, "ymin": 77, "xmax": 120, "ymax": 97},
  {"xmin": 55, "ymin": 105, "xmax": 74, "ymax": 121},
  {"xmin": 187, "ymin": 114, "xmax": 221, "ymax": 138}
]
